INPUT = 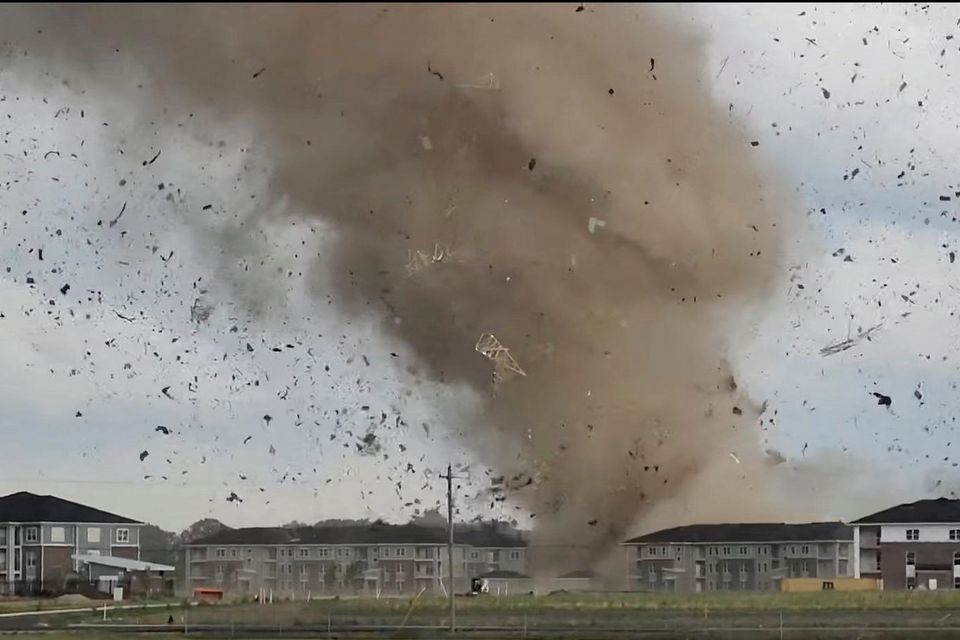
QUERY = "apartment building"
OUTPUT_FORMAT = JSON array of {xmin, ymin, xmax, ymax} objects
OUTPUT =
[
  {"xmin": 852, "ymin": 497, "xmax": 960, "ymax": 590},
  {"xmin": 184, "ymin": 522, "xmax": 525, "ymax": 596},
  {"xmin": 623, "ymin": 522, "xmax": 854, "ymax": 593},
  {"xmin": 0, "ymin": 492, "xmax": 143, "ymax": 595}
]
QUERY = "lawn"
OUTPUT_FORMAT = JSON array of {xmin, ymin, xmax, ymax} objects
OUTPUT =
[{"xmin": 89, "ymin": 591, "xmax": 960, "ymax": 634}]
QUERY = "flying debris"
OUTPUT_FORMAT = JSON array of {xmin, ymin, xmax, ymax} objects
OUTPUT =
[
  {"xmin": 475, "ymin": 333, "xmax": 526, "ymax": 386},
  {"xmin": 155, "ymin": 426, "xmax": 170, "ymax": 435},
  {"xmin": 872, "ymin": 392, "xmax": 892, "ymax": 407},
  {"xmin": 226, "ymin": 491, "xmax": 243, "ymax": 503},
  {"xmin": 406, "ymin": 243, "xmax": 451, "ymax": 276},
  {"xmin": 139, "ymin": 450, "xmax": 149, "ymax": 461},
  {"xmin": 820, "ymin": 324, "xmax": 882, "ymax": 356}
]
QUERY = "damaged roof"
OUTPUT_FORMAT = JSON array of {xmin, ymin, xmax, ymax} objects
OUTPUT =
[
  {"xmin": 852, "ymin": 498, "xmax": 960, "ymax": 524},
  {"xmin": 0, "ymin": 492, "xmax": 141, "ymax": 524},
  {"xmin": 624, "ymin": 522, "xmax": 852, "ymax": 544}
]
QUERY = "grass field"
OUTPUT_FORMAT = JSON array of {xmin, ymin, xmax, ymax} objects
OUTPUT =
[
  {"xmin": 4, "ymin": 592, "xmax": 960, "ymax": 638},
  {"xmin": 86, "ymin": 591, "xmax": 960, "ymax": 635}
]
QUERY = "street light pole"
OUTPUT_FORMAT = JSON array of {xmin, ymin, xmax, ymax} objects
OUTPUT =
[{"xmin": 442, "ymin": 464, "xmax": 456, "ymax": 632}]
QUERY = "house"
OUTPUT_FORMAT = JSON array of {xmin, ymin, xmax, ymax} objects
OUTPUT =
[
  {"xmin": 0, "ymin": 492, "xmax": 144, "ymax": 596},
  {"xmin": 852, "ymin": 497, "xmax": 960, "ymax": 590},
  {"xmin": 550, "ymin": 569, "xmax": 599, "ymax": 593},
  {"xmin": 623, "ymin": 522, "xmax": 854, "ymax": 593},
  {"xmin": 476, "ymin": 569, "xmax": 532, "ymax": 595},
  {"xmin": 183, "ymin": 522, "xmax": 525, "ymax": 597}
]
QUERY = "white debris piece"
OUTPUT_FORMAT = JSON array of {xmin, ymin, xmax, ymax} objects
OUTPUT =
[
  {"xmin": 475, "ymin": 333, "xmax": 527, "ymax": 383},
  {"xmin": 588, "ymin": 217, "xmax": 607, "ymax": 233},
  {"xmin": 456, "ymin": 72, "xmax": 500, "ymax": 90},
  {"xmin": 729, "ymin": 452, "xmax": 741, "ymax": 464},
  {"xmin": 406, "ymin": 242, "xmax": 450, "ymax": 275},
  {"xmin": 419, "ymin": 136, "xmax": 433, "ymax": 151}
]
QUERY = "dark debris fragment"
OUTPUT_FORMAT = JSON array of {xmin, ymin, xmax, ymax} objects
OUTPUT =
[{"xmin": 872, "ymin": 392, "xmax": 892, "ymax": 407}]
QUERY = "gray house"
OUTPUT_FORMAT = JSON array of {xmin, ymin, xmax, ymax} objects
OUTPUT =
[
  {"xmin": 0, "ymin": 492, "xmax": 146, "ymax": 595},
  {"xmin": 623, "ymin": 522, "xmax": 854, "ymax": 593}
]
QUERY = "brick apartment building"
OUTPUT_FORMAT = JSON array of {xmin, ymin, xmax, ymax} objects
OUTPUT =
[
  {"xmin": 624, "ymin": 522, "xmax": 854, "ymax": 593},
  {"xmin": 183, "ymin": 522, "xmax": 526, "ymax": 596},
  {"xmin": 0, "ymin": 492, "xmax": 145, "ymax": 595},
  {"xmin": 853, "ymin": 498, "xmax": 960, "ymax": 590}
]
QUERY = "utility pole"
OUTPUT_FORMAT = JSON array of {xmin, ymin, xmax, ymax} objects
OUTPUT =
[{"xmin": 441, "ymin": 464, "xmax": 456, "ymax": 632}]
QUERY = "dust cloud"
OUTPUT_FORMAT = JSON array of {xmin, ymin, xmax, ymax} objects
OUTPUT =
[{"xmin": 0, "ymin": 5, "xmax": 790, "ymax": 574}]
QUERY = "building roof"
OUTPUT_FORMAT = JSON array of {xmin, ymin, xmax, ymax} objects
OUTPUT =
[
  {"xmin": 852, "ymin": 498, "xmax": 960, "ymax": 524},
  {"xmin": 478, "ymin": 570, "xmax": 530, "ymax": 579},
  {"xmin": 72, "ymin": 553, "xmax": 174, "ymax": 572},
  {"xmin": 189, "ymin": 522, "xmax": 526, "ymax": 548},
  {"xmin": 557, "ymin": 569, "xmax": 597, "ymax": 579},
  {"xmin": 0, "ymin": 492, "xmax": 140, "ymax": 524},
  {"xmin": 623, "ymin": 522, "xmax": 852, "ymax": 544}
]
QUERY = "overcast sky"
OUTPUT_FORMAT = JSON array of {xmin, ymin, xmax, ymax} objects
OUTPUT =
[{"xmin": 2, "ymin": 3, "xmax": 960, "ymax": 531}]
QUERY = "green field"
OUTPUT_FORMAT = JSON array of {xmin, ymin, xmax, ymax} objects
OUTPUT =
[
  {"xmin": 87, "ymin": 592, "xmax": 960, "ymax": 636},
  {"xmin": 12, "ymin": 593, "xmax": 960, "ymax": 638}
]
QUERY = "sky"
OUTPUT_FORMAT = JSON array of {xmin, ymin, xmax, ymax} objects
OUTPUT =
[{"xmin": 2, "ymin": 3, "xmax": 960, "ymax": 532}]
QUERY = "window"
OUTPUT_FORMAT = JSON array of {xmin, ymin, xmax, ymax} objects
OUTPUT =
[
  {"xmin": 762, "ymin": 563, "xmax": 768, "ymax": 572},
  {"xmin": 510, "ymin": 551, "xmax": 520, "ymax": 560},
  {"xmin": 319, "ymin": 548, "xmax": 329, "ymax": 558},
  {"xmin": 906, "ymin": 552, "xmax": 916, "ymax": 566},
  {"xmin": 25, "ymin": 527, "xmax": 38, "ymax": 543},
  {"xmin": 790, "ymin": 546, "xmax": 796, "ymax": 555},
  {"xmin": 739, "ymin": 547, "xmax": 747, "ymax": 555},
  {"xmin": 471, "ymin": 551, "xmax": 479, "ymax": 560},
  {"xmin": 772, "ymin": 560, "xmax": 780, "ymax": 569},
  {"xmin": 722, "ymin": 546, "xmax": 730, "ymax": 555},
  {"xmin": 648, "ymin": 568, "xmax": 656, "ymax": 582},
  {"xmin": 906, "ymin": 529, "xmax": 920, "ymax": 541},
  {"xmin": 298, "ymin": 548, "xmax": 309, "ymax": 558},
  {"xmin": 907, "ymin": 577, "xmax": 917, "ymax": 590},
  {"xmin": 231, "ymin": 548, "xmax": 239, "ymax": 558},
  {"xmin": 246, "ymin": 557, "xmax": 252, "ymax": 565},
  {"xmin": 876, "ymin": 552, "xmax": 882, "ymax": 571},
  {"xmin": 801, "ymin": 545, "xmax": 810, "ymax": 554},
  {"xmin": 951, "ymin": 530, "xmax": 960, "ymax": 541},
  {"xmin": 50, "ymin": 527, "xmax": 65, "ymax": 543},
  {"xmin": 336, "ymin": 548, "xmax": 343, "ymax": 557},
  {"xmin": 740, "ymin": 562, "xmax": 748, "ymax": 573},
  {"xmin": 0, "ymin": 528, "xmax": 6, "ymax": 545},
  {"xmin": 115, "ymin": 528, "xmax": 129, "ymax": 543},
  {"xmin": 954, "ymin": 552, "xmax": 960, "ymax": 567},
  {"xmin": 649, "ymin": 547, "xmax": 657, "ymax": 557},
  {"xmin": 395, "ymin": 547, "xmax": 406, "ymax": 557},
  {"xmin": 87, "ymin": 527, "xmax": 100, "ymax": 544},
  {"xmin": 801, "ymin": 560, "xmax": 809, "ymax": 573},
  {"xmin": 246, "ymin": 548, "xmax": 252, "ymax": 555},
  {"xmin": 216, "ymin": 548, "xmax": 226, "ymax": 558}
]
